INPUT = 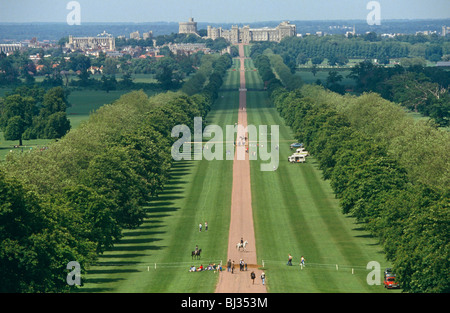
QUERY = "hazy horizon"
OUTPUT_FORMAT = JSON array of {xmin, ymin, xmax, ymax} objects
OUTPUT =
[
  {"xmin": 1, "ymin": 17, "xmax": 450, "ymax": 25},
  {"xmin": 1, "ymin": 0, "xmax": 449, "ymax": 24}
]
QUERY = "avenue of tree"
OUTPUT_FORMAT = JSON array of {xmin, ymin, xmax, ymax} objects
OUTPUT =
[
  {"xmin": 0, "ymin": 52, "xmax": 232, "ymax": 292},
  {"xmin": 252, "ymin": 49, "xmax": 449, "ymax": 293}
]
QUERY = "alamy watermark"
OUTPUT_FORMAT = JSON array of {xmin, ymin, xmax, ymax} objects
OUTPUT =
[
  {"xmin": 171, "ymin": 117, "xmax": 279, "ymax": 171},
  {"xmin": 366, "ymin": 261, "xmax": 381, "ymax": 285},
  {"xmin": 66, "ymin": 261, "xmax": 81, "ymax": 286},
  {"xmin": 67, "ymin": 1, "xmax": 81, "ymax": 25},
  {"xmin": 367, "ymin": 1, "xmax": 381, "ymax": 25}
]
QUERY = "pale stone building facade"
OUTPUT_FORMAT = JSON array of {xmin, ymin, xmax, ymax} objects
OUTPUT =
[
  {"xmin": 0, "ymin": 43, "xmax": 22, "ymax": 54},
  {"xmin": 66, "ymin": 35, "xmax": 115, "ymax": 51},
  {"xmin": 207, "ymin": 21, "xmax": 296, "ymax": 44},
  {"xmin": 179, "ymin": 18, "xmax": 198, "ymax": 35}
]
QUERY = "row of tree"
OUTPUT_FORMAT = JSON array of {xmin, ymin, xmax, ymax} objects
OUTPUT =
[
  {"xmin": 255, "ymin": 56, "xmax": 449, "ymax": 292},
  {"xmin": 250, "ymin": 34, "xmax": 450, "ymax": 69},
  {"xmin": 0, "ymin": 52, "xmax": 232, "ymax": 292},
  {"xmin": 0, "ymin": 47, "xmax": 203, "ymax": 91},
  {"xmin": 250, "ymin": 39, "xmax": 449, "ymax": 127},
  {"xmin": 253, "ymin": 53, "xmax": 302, "ymax": 91}
]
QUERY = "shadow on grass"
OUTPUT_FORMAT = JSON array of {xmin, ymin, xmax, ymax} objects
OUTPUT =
[
  {"xmin": 351, "ymin": 221, "xmax": 384, "ymax": 254},
  {"xmin": 82, "ymin": 159, "xmax": 193, "ymax": 292}
]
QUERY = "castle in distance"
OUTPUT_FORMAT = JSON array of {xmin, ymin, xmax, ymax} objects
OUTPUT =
[{"xmin": 179, "ymin": 18, "xmax": 297, "ymax": 44}]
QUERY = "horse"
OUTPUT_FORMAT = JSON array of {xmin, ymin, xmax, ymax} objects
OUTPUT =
[
  {"xmin": 191, "ymin": 249, "xmax": 202, "ymax": 260},
  {"xmin": 236, "ymin": 241, "xmax": 248, "ymax": 251}
]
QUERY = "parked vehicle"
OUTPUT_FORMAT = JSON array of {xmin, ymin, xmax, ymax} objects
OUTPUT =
[
  {"xmin": 288, "ymin": 154, "xmax": 306, "ymax": 163},
  {"xmin": 384, "ymin": 268, "xmax": 399, "ymax": 289},
  {"xmin": 295, "ymin": 148, "xmax": 309, "ymax": 156},
  {"xmin": 290, "ymin": 143, "xmax": 303, "ymax": 149}
]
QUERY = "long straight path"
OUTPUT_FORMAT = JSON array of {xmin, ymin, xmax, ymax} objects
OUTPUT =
[{"xmin": 215, "ymin": 44, "xmax": 267, "ymax": 293}]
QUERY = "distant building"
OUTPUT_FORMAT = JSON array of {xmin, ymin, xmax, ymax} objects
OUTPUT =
[
  {"xmin": 130, "ymin": 31, "xmax": 140, "ymax": 40},
  {"xmin": 416, "ymin": 30, "xmax": 436, "ymax": 36},
  {"xmin": 167, "ymin": 43, "xmax": 210, "ymax": 55},
  {"xmin": 442, "ymin": 26, "xmax": 450, "ymax": 36},
  {"xmin": 207, "ymin": 21, "xmax": 296, "ymax": 44},
  {"xmin": 345, "ymin": 25, "xmax": 356, "ymax": 37},
  {"xmin": 436, "ymin": 61, "xmax": 450, "ymax": 68},
  {"xmin": 143, "ymin": 31, "xmax": 153, "ymax": 40},
  {"xmin": 179, "ymin": 18, "xmax": 198, "ymax": 35},
  {"xmin": 66, "ymin": 35, "xmax": 115, "ymax": 51},
  {"xmin": 0, "ymin": 43, "xmax": 23, "ymax": 54}
]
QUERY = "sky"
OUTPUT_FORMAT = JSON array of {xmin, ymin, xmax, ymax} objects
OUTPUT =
[{"xmin": 0, "ymin": 0, "xmax": 449, "ymax": 23}]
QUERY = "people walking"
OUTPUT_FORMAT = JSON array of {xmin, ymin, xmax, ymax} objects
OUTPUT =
[
  {"xmin": 227, "ymin": 259, "xmax": 231, "ymax": 272},
  {"xmin": 205, "ymin": 221, "xmax": 208, "ymax": 231},
  {"xmin": 287, "ymin": 254, "xmax": 293, "ymax": 266},
  {"xmin": 251, "ymin": 271, "xmax": 256, "ymax": 284},
  {"xmin": 300, "ymin": 256, "xmax": 305, "ymax": 267},
  {"xmin": 260, "ymin": 272, "xmax": 265, "ymax": 285},
  {"xmin": 199, "ymin": 223, "xmax": 202, "ymax": 232}
]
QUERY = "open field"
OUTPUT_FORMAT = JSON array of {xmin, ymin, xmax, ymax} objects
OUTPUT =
[
  {"xmin": 78, "ymin": 47, "xmax": 400, "ymax": 293},
  {"xmin": 0, "ymin": 89, "xmax": 158, "ymax": 160},
  {"xmin": 244, "ymin": 56, "xmax": 397, "ymax": 293},
  {"xmin": 295, "ymin": 69, "xmax": 355, "ymax": 86},
  {"xmin": 79, "ymin": 65, "xmax": 241, "ymax": 293},
  {"xmin": 1, "ymin": 51, "xmax": 402, "ymax": 293}
]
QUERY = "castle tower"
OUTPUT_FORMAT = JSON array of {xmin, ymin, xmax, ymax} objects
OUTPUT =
[{"xmin": 179, "ymin": 18, "xmax": 198, "ymax": 35}]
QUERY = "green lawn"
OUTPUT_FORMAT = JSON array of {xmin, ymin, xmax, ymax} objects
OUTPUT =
[
  {"xmin": 223, "ymin": 58, "xmax": 241, "ymax": 90},
  {"xmin": 79, "ymin": 63, "xmax": 241, "ymax": 293},
  {"xmin": 295, "ymin": 69, "xmax": 355, "ymax": 87},
  {"xmin": 1, "ymin": 52, "xmax": 402, "ymax": 293},
  {"xmin": 0, "ymin": 89, "xmax": 158, "ymax": 160},
  {"xmin": 245, "ymin": 57, "xmax": 397, "ymax": 293},
  {"xmin": 78, "ymin": 51, "xmax": 399, "ymax": 293}
]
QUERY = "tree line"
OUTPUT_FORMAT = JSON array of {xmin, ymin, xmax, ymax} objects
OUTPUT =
[
  {"xmin": 0, "ymin": 47, "xmax": 203, "ymax": 92},
  {"xmin": 347, "ymin": 61, "xmax": 450, "ymax": 127},
  {"xmin": 254, "ymin": 55, "xmax": 449, "ymax": 293},
  {"xmin": 251, "ymin": 40, "xmax": 450, "ymax": 127},
  {"xmin": 0, "ymin": 52, "xmax": 232, "ymax": 292},
  {"xmin": 250, "ymin": 33, "xmax": 450, "ymax": 70}
]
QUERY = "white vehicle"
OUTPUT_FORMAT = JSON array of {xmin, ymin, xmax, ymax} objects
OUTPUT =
[
  {"xmin": 288, "ymin": 154, "xmax": 306, "ymax": 163},
  {"xmin": 295, "ymin": 148, "xmax": 309, "ymax": 156}
]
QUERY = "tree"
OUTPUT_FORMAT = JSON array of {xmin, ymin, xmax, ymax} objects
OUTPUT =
[
  {"xmin": 155, "ymin": 58, "xmax": 176, "ymax": 90},
  {"xmin": 103, "ymin": 58, "xmax": 118, "ymax": 75},
  {"xmin": 296, "ymin": 53, "xmax": 308, "ymax": 65},
  {"xmin": 326, "ymin": 70, "xmax": 345, "ymax": 94},
  {"xmin": 311, "ymin": 56, "xmax": 324, "ymax": 65},
  {"xmin": 101, "ymin": 74, "xmax": 117, "ymax": 93},
  {"xmin": 40, "ymin": 86, "xmax": 69, "ymax": 117},
  {"xmin": 119, "ymin": 72, "xmax": 134, "ymax": 89},
  {"xmin": 0, "ymin": 94, "xmax": 36, "ymax": 146},
  {"xmin": 0, "ymin": 169, "xmax": 97, "ymax": 292},
  {"xmin": 41, "ymin": 112, "xmax": 71, "ymax": 139},
  {"xmin": 393, "ymin": 196, "xmax": 449, "ymax": 293},
  {"xmin": 311, "ymin": 64, "xmax": 318, "ymax": 77},
  {"xmin": 0, "ymin": 55, "xmax": 19, "ymax": 85}
]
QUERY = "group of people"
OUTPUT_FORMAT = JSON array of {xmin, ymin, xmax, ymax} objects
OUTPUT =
[
  {"xmin": 287, "ymin": 254, "xmax": 306, "ymax": 267},
  {"xmin": 250, "ymin": 271, "xmax": 266, "ymax": 285},
  {"xmin": 189, "ymin": 263, "xmax": 222, "ymax": 273},
  {"xmin": 198, "ymin": 221, "xmax": 208, "ymax": 232},
  {"xmin": 225, "ymin": 258, "xmax": 248, "ymax": 273}
]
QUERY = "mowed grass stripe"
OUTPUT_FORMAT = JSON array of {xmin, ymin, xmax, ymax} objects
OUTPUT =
[
  {"xmin": 244, "ymin": 56, "xmax": 391, "ymax": 292},
  {"xmin": 246, "ymin": 90, "xmax": 336, "ymax": 292},
  {"xmin": 222, "ymin": 58, "xmax": 240, "ymax": 91},
  {"xmin": 81, "ymin": 67, "xmax": 239, "ymax": 293}
]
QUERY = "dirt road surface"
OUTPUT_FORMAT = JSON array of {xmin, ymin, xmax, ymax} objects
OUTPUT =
[{"xmin": 215, "ymin": 44, "xmax": 267, "ymax": 293}]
